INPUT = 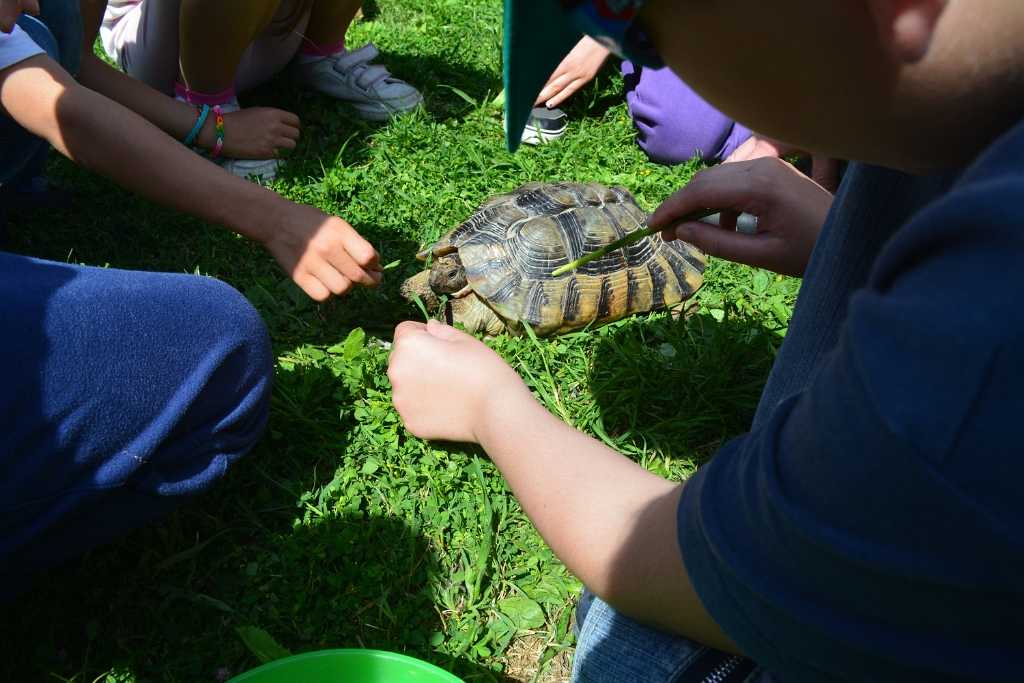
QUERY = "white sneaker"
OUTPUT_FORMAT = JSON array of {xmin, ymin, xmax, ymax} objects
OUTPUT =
[
  {"xmin": 290, "ymin": 43, "xmax": 423, "ymax": 121},
  {"xmin": 176, "ymin": 97, "xmax": 281, "ymax": 182},
  {"xmin": 217, "ymin": 156, "xmax": 281, "ymax": 182}
]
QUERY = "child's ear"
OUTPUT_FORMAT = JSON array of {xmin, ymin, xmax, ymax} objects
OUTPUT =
[{"xmin": 865, "ymin": 0, "xmax": 948, "ymax": 63}]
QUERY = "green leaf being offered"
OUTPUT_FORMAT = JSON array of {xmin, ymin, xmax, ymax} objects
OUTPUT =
[
  {"xmin": 235, "ymin": 625, "xmax": 292, "ymax": 664},
  {"xmin": 498, "ymin": 595, "xmax": 545, "ymax": 631}
]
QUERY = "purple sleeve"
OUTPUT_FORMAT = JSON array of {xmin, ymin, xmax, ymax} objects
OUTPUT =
[{"xmin": 622, "ymin": 60, "xmax": 750, "ymax": 164}]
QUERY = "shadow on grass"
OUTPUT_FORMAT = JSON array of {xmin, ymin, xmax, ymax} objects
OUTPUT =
[
  {"xmin": 237, "ymin": 228, "xmax": 428, "ymax": 345},
  {"xmin": 376, "ymin": 50, "xmax": 503, "ymax": 121},
  {"xmin": 245, "ymin": 48, "xmax": 502, "ymax": 177},
  {"xmin": 0, "ymin": 463, "xmax": 511, "ymax": 682},
  {"xmin": 361, "ymin": 0, "xmax": 381, "ymax": 21},
  {"xmin": 588, "ymin": 312, "xmax": 780, "ymax": 461},
  {"xmin": 6, "ymin": 153, "xmax": 427, "ymax": 348},
  {"xmin": 0, "ymin": 326, "xmax": 515, "ymax": 682},
  {"xmin": 558, "ymin": 65, "xmax": 627, "ymax": 123}
]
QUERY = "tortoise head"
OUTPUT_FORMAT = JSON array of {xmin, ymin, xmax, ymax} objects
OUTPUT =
[
  {"xmin": 399, "ymin": 270, "xmax": 439, "ymax": 309},
  {"xmin": 428, "ymin": 253, "xmax": 468, "ymax": 294}
]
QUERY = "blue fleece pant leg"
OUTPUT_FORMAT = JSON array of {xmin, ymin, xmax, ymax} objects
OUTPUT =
[{"xmin": 0, "ymin": 252, "xmax": 273, "ymax": 600}]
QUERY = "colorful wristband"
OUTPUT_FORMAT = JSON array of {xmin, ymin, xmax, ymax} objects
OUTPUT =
[
  {"xmin": 211, "ymin": 105, "xmax": 225, "ymax": 159},
  {"xmin": 183, "ymin": 104, "xmax": 210, "ymax": 147}
]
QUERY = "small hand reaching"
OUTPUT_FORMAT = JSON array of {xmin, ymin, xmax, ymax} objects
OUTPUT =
[
  {"xmin": 726, "ymin": 134, "xmax": 842, "ymax": 193},
  {"xmin": 263, "ymin": 205, "xmax": 382, "ymax": 301},
  {"xmin": 388, "ymin": 320, "xmax": 532, "ymax": 443},
  {"xmin": 203, "ymin": 107, "xmax": 300, "ymax": 160},
  {"xmin": 651, "ymin": 157, "xmax": 834, "ymax": 277},
  {"xmin": 724, "ymin": 135, "xmax": 789, "ymax": 164},
  {"xmin": 535, "ymin": 36, "xmax": 611, "ymax": 109}
]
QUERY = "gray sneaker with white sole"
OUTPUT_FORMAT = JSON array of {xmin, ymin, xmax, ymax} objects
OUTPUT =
[
  {"xmin": 290, "ymin": 43, "xmax": 423, "ymax": 121},
  {"xmin": 518, "ymin": 106, "xmax": 568, "ymax": 145}
]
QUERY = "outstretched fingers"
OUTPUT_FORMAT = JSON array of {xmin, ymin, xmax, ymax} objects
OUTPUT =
[
  {"xmin": 295, "ymin": 272, "xmax": 331, "ymax": 302},
  {"xmin": 393, "ymin": 319, "xmax": 429, "ymax": 343},
  {"xmin": 312, "ymin": 263, "xmax": 353, "ymax": 297},
  {"xmin": 669, "ymin": 220, "xmax": 779, "ymax": 268},
  {"xmin": 650, "ymin": 162, "xmax": 766, "ymax": 232}
]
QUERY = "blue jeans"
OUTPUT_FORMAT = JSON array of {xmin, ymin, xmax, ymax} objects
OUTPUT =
[
  {"xmin": 0, "ymin": 253, "xmax": 273, "ymax": 601},
  {"xmin": 571, "ymin": 163, "xmax": 962, "ymax": 682},
  {"xmin": 574, "ymin": 597, "xmax": 774, "ymax": 683},
  {"xmin": 0, "ymin": 0, "xmax": 82, "ymax": 187}
]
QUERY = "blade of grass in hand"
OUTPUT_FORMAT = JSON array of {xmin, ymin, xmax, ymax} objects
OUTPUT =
[
  {"xmin": 551, "ymin": 208, "xmax": 719, "ymax": 276},
  {"xmin": 410, "ymin": 293, "xmax": 430, "ymax": 321}
]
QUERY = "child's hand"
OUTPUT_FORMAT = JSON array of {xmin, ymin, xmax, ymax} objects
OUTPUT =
[
  {"xmin": 389, "ymin": 320, "xmax": 531, "ymax": 443},
  {"xmin": 264, "ymin": 205, "xmax": 381, "ymax": 300},
  {"xmin": 535, "ymin": 36, "xmax": 611, "ymax": 109},
  {"xmin": 214, "ymin": 107, "xmax": 300, "ymax": 160},
  {"xmin": 651, "ymin": 157, "xmax": 834, "ymax": 277},
  {"xmin": 1, "ymin": 0, "xmax": 38, "ymax": 33},
  {"xmin": 726, "ymin": 135, "xmax": 842, "ymax": 192}
]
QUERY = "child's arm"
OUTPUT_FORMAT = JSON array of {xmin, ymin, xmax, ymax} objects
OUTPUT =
[
  {"xmin": 0, "ymin": 53, "xmax": 380, "ymax": 299},
  {"xmin": 77, "ymin": 0, "xmax": 299, "ymax": 160},
  {"xmin": 387, "ymin": 161, "xmax": 833, "ymax": 642},
  {"xmin": 387, "ymin": 320, "xmax": 739, "ymax": 653}
]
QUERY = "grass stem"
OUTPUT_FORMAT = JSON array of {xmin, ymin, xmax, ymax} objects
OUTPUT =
[{"xmin": 551, "ymin": 208, "xmax": 718, "ymax": 277}]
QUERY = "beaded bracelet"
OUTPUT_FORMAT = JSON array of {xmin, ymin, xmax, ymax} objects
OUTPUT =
[
  {"xmin": 183, "ymin": 104, "xmax": 210, "ymax": 147},
  {"xmin": 211, "ymin": 105, "xmax": 225, "ymax": 159}
]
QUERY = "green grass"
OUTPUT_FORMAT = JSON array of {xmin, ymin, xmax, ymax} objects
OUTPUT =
[{"xmin": 0, "ymin": 2, "xmax": 799, "ymax": 680}]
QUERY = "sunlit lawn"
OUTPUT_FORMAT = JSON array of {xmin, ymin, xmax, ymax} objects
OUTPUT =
[{"xmin": 0, "ymin": 2, "xmax": 797, "ymax": 680}]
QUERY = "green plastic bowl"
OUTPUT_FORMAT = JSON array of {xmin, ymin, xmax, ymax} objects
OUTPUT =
[{"xmin": 228, "ymin": 649, "xmax": 464, "ymax": 683}]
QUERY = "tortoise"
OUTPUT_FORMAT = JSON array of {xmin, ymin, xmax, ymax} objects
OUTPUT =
[{"xmin": 400, "ymin": 182, "xmax": 706, "ymax": 336}]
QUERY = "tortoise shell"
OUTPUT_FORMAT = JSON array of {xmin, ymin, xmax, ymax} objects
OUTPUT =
[{"xmin": 427, "ymin": 182, "xmax": 706, "ymax": 336}]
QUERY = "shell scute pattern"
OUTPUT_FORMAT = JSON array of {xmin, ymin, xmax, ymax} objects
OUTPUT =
[{"xmin": 424, "ymin": 182, "xmax": 706, "ymax": 336}]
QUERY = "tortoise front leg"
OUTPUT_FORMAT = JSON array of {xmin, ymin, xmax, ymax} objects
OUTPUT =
[{"xmin": 449, "ymin": 294, "xmax": 507, "ymax": 336}]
